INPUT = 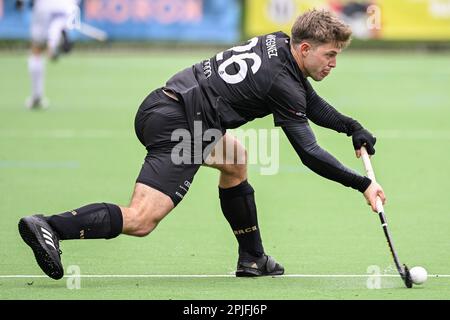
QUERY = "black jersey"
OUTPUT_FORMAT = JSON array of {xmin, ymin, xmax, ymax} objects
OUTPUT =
[
  {"xmin": 165, "ymin": 31, "xmax": 309, "ymax": 133},
  {"xmin": 164, "ymin": 31, "xmax": 372, "ymax": 193}
]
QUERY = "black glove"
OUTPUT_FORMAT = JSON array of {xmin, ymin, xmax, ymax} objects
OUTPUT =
[
  {"xmin": 15, "ymin": 0, "xmax": 24, "ymax": 10},
  {"xmin": 352, "ymin": 128, "xmax": 376, "ymax": 155}
]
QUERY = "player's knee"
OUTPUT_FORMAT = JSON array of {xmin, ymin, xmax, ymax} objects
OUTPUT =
[
  {"xmin": 220, "ymin": 146, "xmax": 248, "ymax": 176},
  {"xmin": 214, "ymin": 159, "xmax": 247, "ymax": 180}
]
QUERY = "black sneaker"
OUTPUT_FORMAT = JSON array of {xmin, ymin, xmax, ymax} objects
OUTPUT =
[
  {"xmin": 18, "ymin": 215, "xmax": 63, "ymax": 280},
  {"xmin": 236, "ymin": 252, "xmax": 284, "ymax": 277}
]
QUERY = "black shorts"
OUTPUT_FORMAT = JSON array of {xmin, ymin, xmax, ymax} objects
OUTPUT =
[{"xmin": 134, "ymin": 88, "xmax": 223, "ymax": 206}]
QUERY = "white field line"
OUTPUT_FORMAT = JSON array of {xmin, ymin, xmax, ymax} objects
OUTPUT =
[{"xmin": 0, "ymin": 274, "xmax": 449, "ymax": 279}]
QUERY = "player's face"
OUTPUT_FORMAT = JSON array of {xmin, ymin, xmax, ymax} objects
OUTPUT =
[{"xmin": 302, "ymin": 42, "xmax": 341, "ymax": 81}]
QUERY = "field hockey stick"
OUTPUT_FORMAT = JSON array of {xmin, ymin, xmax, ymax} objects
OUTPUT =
[{"xmin": 360, "ymin": 146, "xmax": 412, "ymax": 288}]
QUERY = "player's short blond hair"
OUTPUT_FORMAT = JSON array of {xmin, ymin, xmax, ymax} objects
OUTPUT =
[{"xmin": 291, "ymin": 9, "xmax": 352, "ymax": 49}]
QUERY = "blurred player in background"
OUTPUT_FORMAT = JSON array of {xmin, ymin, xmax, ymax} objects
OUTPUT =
[
  {"xmin": 18, "ymin": 9, "xmax": 386, "ymax": 280},
  {"xmin": 15, "ymin": 0, "xmax": 79, "ymax": 109}
]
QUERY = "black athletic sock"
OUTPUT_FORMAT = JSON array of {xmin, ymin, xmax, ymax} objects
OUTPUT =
[
  {"xmin": 46, "ymin": 203, "xmax": 123, "ymax": 240},
  {"xmin": 219, "ymin": 180, "xmax": 264, "ymax": 257}
]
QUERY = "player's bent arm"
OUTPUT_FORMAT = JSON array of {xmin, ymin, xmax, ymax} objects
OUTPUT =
[
  {"xmin": 282, "ymin": 122, "xmax": 371, "ymax": 193},
  {"xmin": 305, "ymin": 88, "xmax": 377, "ymax": 156},
  {"xmin": 306, "ymin": 89, "xmax": 362, "ymax": 136}
]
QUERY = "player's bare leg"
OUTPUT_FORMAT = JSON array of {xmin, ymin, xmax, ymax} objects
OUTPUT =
[
  {"xmin": 204, "ymin": 134, "xmax": 284, "ymax": 277},
  {"xmin": 120, "ymin": 183, "xmax": 174, "ymax": 237}
]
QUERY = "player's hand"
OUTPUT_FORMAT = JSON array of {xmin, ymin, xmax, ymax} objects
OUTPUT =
[
  {"xmin": 363, "ymin": 181, "xmax": 386, "ymax": 213},
  {"xmin": 352, "ymin": 128, "xmax": 376, "ymax": 158}
]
